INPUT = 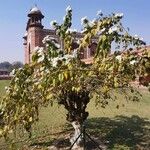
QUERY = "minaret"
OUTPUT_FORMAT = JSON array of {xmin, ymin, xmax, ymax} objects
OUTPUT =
[{"xmin": 24, "ymin": 6, "xmax": 44, "ymax": 64}]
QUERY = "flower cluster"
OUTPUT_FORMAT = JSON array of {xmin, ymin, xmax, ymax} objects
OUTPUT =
[
  {"xmin": 66, "ymin": 5, "xmax": 72, "ymax": 12},
  {"xmin": 115, "ymin": 55, "xmax": 122, "ymax": 62},
  {"xmin": 81, "ymin": 16, "xmax": 88, "ymax": 25},
  {"xmin": 42, "ymin": 35, "xmax": 60, "ymax": 48},
  {"xmin": 10, "ymin": 69, "xmax": 16, "ymax": 76},
  {"xmin": 108, "ymin": 26, "xmax": 119, "ymax": 34},
  {"xmin": 81, "ymin": 16, "xmax": 95, "ymax": 30},
  {"xmin": 130, "ymin": 60, "xmax": 137, "ymax": 65},
  {"xmin": 114, "ymin": 13, "xmax": 124, "ymax": 19},
  {"xmin": 51, "ymin": 49, "xmax": 78, "ymax": 67},
  {"xmin": 34, "ymin": 47, "xmax": 45, "ymax": 63},
  {"xmin": 66, "ymin": 28, "xmax": 77, "ymax": 34},
  {"xmin": 96, "ymin": 10, "xmax": 103, "ymax": 16},
  {"xmin": 50, "ymin": 20, "xmax": 57, "ymax": 28}
]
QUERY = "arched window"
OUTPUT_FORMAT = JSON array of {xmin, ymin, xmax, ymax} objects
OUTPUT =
[
  {"xmin": 28, "ymin": 43, "xmax": 31, "ymax": 63},
  {"xmin": 80, "ymin": 47, "xmax": 85, "ymax": 59},
  {"xmin": 71, "ymin": 42, "xmax": 79, "ymax": 50},
  {"xmin": 32, "ymin": 17, "xmax": 34, "ymax": 23},
  {"xmin": 89, "ymin": 42, "xmax": 97, "ymax": 57},
  {"xmin": 71, "ymin": 42, "xmax": 85, "ymax": 59}
]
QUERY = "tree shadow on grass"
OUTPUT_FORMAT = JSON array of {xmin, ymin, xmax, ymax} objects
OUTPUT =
[
  {"xmin": 29, "ymin": 115, "xmax": 150, "ymax": 149},
  {"xmin": 86, "ymin": 115, "xmax": 150, "ymax": 149}
]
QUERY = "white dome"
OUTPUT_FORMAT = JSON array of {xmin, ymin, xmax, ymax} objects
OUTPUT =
[
  {"xmin": 28, "ymin": 5, "xmax": 44, "ymax": 18},
  {"xmin": 28, "ymin": 6, "xmax": 44, "ymax": 16},
  {"xmin": 30, "ymin": 6, "xmax": 41, "ymax": 13}
]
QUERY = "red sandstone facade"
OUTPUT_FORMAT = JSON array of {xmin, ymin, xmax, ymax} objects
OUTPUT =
[{"xmin": 23, "ymin": 6, "xmax": 97, "ymax": 64}]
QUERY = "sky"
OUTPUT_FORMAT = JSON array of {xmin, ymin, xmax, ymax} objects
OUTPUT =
[{"xmin": 0, "ymin": 0, "xmax": 150, "ymax": 63}]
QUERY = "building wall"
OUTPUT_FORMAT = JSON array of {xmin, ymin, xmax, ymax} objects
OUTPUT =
[{"xmin": 24, "ymin": 27, "xmax": 97, "ymax": 64}]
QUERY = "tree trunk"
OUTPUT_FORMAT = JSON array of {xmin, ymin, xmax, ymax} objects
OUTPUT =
[{"xmin": 70, "ymin": 121, "xmax": 83, "ymax": 149}]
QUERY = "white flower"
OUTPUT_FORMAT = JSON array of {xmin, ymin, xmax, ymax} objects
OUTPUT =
[
  {"xmin": 51, "ymin": 57, "xmax": 59, "ymax": 67},
  {"xmin": 72, "ymin": 49, "xmax": 78, "ymax": 58},
  {"xmin": 101, "ymin": 28, "xmax": 106, "ymax": 33},
  {"xmin": 140, "ymin": 37, "xmax": 143, "ymax": 41},
  {"xmin": 114, "ymin": 13, "xmax": 124, "ymax": 18},
  {"xmin": 51, "ymin": 39, "xmax": 60, "ymax": 48},
  {"xmin": 10, "ymin": 69, "xmax": 16, "ymax": 76},
  {"xmin": 5, "ymin": 86, "xmax": 8, "ymax": 90},
  {"xmin": 35, "ymin": 47, "xmax": 44, "ymax": 56},
  {"xmin": 66, "ymin": 5, "xmax": 72, "ymax": 12},
  {"xmin": 55, "ymin": 43, "xmax": 60, "ymax": 49},
  {"xmin": 97, "ymin": 28, "xmax": 106, "ymax": 35},
  {"xmin": 66, "ymin": 28, "xmax": 77, "ymax": 34},
  {"xmin": 45, "ymin": 69, "xmax": 50, "ymax": 73},
  {"xmin": 63, "ymin": 54, "xmax": 72, "ymax": 60},
  {"xmin": 5, "ymin": 87, "xmax": 10, "ymax": 94},
  {"xmin": 34, "ymin": 46, "xmax": 40, "ymax": 51},
  {"xmin": 81, "ymin": 28, "xmax": 88, "ymax": 33},
  {"xmin": 134, "ymin": 34, "xmax": 139, "ymax": 39},
  {"xmin": 97, "ymin": 10, "xmax": 102, "ymax": 16},
  {"xmin": 63, "ymin": 16, "xmax": 66, "ymax": 21},
  {"xmin": 130, "ymin": 60, "xmax": 137, "ymax": 65},
  {"xmin": 50, "ymin": 20, "xmax": 57, "ymax": 28},
  {"xmin": 116, "ymin": 55, "xmax": 122, "ymax": 62},
  {"xmin": 39, "ymin": 67, "xmax": 45, "ymax": 72},
  {"xmin": 91, "ymin": 18, "xmax": 96, "ymax": 23},
  {"xmin": 77, "ymin": 40, "xmax": 80, "ymax": 44},
  {"xmin": 42, "ymin": 35, "xmax": 52, "ymax": 44},
  {"xmin": 88, "ymin": 21, "xmax": 95, "ymax": 27},
  {"xmin": 46, "ymin": 43, "xmax": 49, "ymax": 47},
  {"xmin": 43, "ymin": 36, "xmax": 60, "ymax": 48},
  {"xmin": 14, "ymin": 77, "xmax": 19, "ymax": 82},
  {"xmin": 81, "ymin": 16, "xmax": 88, "ymax": 25},
  {"xmin": 37, "ymin": 55, "xmax": 44, "ymax": 63},
  {"xmin": 108, "ymin": 26, "xmax": 118, "ymax": 34},
  {"xmin": 17, "ymin": 68, "xmax": 22, "ymax": 72}
]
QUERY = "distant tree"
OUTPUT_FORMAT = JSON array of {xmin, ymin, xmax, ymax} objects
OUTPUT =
[
  {"xmin": 0, "ymin": 61, "xmax": 23, "ymax": 72},
  {"xmin": 0, "ymin": 61, "xmax": 12, "ymax": 70},
  {"xmin": 11, "ymin": 61, "xmax": 23, "ymax": 70}
]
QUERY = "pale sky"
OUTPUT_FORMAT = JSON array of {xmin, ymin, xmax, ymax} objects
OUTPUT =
[{"xmin": 0, "ymin": 0, "xmax": 150, "ymax": 63}]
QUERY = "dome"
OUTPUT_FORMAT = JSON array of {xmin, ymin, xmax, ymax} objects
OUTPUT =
[
  {"xmin": 28, "ymin": 6, "xmax": 44, "ymax": 18},
  {"xmin": 30, "ymin": 6, "xmax": 41, "ymax": 13}
]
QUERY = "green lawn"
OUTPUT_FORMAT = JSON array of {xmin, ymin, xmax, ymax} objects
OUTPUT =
[
  {"xmin": 0, "ymin": 80, "xmax": 10, "ymax": 96},
  {"xmin": 0, "ymin": 80, "xmax": 150, "ymax": 150}
]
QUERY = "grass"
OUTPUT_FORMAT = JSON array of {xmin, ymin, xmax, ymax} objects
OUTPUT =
[
  {"xmin": 0, "ymin": 80, "xmax": 10, "ymax": 95},
  {"xmin": 0, "ymin": 80, "xmax": 150, "ymax": 149}
]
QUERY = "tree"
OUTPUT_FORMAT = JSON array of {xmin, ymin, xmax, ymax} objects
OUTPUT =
[
  {"xmin": 0, "ymin": 6, "xmax": 149, "ymax": 149},
  {"xmin": 11, "ymin": 61, "xmax": 23, "ymax": 70},
  {"xmin": 0, "ymin": 61, "xmax": 23, "ymax": 72},
  {"xmin": 0, "ymin": 61, "xmax": 12, "ymax": 71}
]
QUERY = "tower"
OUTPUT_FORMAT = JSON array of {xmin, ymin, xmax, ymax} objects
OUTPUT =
[
  {"xmin": 24, "ymin": 6, "xmax": 44, "ymax": 64},
  {"xmin": 23, "ymin": 6, "xmax": 98, "ymax": 64}
]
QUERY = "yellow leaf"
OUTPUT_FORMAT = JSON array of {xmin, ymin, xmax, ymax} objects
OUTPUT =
[
  {"xmin": 58, "ymin": 74, "xmax": 64, "ymax": 82},
  {"xmin": 76, "ymin": 87, "xmax": 81, "ymax": 92},
  {"xmin": 38, "ymin": 84, "xmax": 42, "ymax": 89},
  {"xmin": 0, "ymin": 129, "xmax": 3, "ymax": 136},
  {"xmin": 64, "ymin": 71, "xmax": 69, "ymax": 80},
  {"xmin": 53, "ymin": 79, "xmax": 56, "ymax": 86},
  {"xmin": 46, "ymin": 94, "xmax": 53, "ymax": 100},
  {"xmin": 29, "ymin": 117, "xmax": 32, "ymax": 122}
]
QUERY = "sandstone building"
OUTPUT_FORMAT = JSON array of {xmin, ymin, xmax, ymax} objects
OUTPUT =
[{"xmin": 23, "ymin": 6, "xmax": 97, "ymax": 64}]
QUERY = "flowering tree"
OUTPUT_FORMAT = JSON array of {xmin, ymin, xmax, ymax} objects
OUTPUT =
[{"xmin": 0, "ymin": 6, "xmax": 149, "ymax": 149}]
